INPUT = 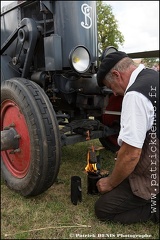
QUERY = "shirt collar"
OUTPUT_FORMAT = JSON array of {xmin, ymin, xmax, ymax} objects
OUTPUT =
[{"xmin": 125, "ymin": 64, "xmax": 145, "ymax": 93}]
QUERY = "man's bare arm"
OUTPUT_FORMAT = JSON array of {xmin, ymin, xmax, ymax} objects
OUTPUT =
[{"xmin": 97, "ymin": 142, "xmax": 142, "ymax": 194}]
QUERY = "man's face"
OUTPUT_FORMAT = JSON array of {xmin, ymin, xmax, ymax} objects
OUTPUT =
[{"xmin": 104, "ymin": 78, "xmax": 125, "ymax": 96}]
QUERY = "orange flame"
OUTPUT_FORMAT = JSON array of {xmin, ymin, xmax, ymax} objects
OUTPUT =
[{"xmin": 85, "ymin": 145, "xmax": 97, "ymax": 173}]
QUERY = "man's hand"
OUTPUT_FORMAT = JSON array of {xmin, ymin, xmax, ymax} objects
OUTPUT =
[
  {"xmin": 96, "ymin": 176, "xmax": 113, "ymax": 194},
  {"xmin": 96, "ymin": 142, "xmax": 142, "ymax": 194}
]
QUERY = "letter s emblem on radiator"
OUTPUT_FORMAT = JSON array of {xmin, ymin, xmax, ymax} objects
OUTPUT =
[{"xmin": 81, "ymin": 3, "xmax": 92, "ymax": 29}]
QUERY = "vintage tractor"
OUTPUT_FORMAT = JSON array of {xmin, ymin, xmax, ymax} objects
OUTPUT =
[{"xmin": 1, "ymin": 1, "xmax": 157, "ymax": 197}]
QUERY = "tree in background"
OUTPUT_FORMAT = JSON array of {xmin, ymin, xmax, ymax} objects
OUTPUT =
[
  {"xmin": 97, "ymin": 1, "xmax": 124, "ymax": 56},
  {"xmin": 142, "ymin": 57, "xmax": 159, "ymax": 69}
]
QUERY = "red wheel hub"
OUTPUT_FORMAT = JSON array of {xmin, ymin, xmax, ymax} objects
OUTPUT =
[{"xmin": 1, "ymin": 100, "xmax": 31, "ymax": 178}]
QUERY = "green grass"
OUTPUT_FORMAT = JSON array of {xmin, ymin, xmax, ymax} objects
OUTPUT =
[{"xmin": 1, "ymin": 139, "xmax": 159, "ymax": 239}]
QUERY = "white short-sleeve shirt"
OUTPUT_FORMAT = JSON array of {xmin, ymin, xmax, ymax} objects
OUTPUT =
[{"xmin": 118, "ymin": 64, "xmax": 154, "ymax": 148}]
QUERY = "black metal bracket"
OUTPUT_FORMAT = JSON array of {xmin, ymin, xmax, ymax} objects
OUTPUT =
[
  {"xmin": 60, "ymin": 119, "xmax": 119, "ymax": 146},
  {"xmin": 1, "ymin": 18, "xmax": 39, "ymax": 79}
]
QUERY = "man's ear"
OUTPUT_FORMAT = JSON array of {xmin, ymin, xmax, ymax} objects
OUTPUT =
[{"xmin": 111, "ymin": 70, "xmax": 121, "ymax": 82}]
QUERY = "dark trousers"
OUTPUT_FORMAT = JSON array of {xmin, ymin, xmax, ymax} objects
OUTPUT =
[{"xmin": 95, "ymin": 178, "xmax": 159, "ymax": 224}]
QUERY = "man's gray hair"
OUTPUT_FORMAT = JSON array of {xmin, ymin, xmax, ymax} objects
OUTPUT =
[{"xmin": 104, "ymin": 57, "xmax": 136, "ymax": 83}]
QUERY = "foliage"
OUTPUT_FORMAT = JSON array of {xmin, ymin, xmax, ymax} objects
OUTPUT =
[
  {"xmin": 97, "ymin": 1, "xmax": 124, "ymax": 56},
  {"xmin": 142, "ymin": 57, "xmax": 159, "ymax": 68}
]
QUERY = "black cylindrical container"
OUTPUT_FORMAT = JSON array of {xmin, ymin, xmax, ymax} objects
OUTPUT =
[
  {"xmin": 71, "ymin": 176, "xmax": 82, "ymax": 205},
  {"xmin": 87, "ymin": 173, "xmax": 101, "ymax": 195}
]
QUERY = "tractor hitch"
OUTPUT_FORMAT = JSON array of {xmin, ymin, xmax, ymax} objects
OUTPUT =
[{"xmin": 1, "ymin": 128, "xmax": 20, "ymax": 151}]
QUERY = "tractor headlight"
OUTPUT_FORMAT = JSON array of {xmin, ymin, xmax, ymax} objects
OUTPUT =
[
  {"xmin": 101, "ymin": 46, "xmax": 118, "ymax": 61},
  {"xmin": 69, "ymin": 46, "xmax": 91, "ymax": 73}
]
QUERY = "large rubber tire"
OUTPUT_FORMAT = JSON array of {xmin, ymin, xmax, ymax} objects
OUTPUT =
[
  {"xmin": 1, "ymin": 78, "xmax": 61, "ymax": 196},
  {"xmin": 99, "ymin": 94, "xmax": 123, "ymax": 152}
]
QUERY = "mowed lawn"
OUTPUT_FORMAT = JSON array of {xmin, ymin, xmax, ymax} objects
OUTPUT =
[{"xmin": 1, "ymin": 139, "xmax": 159, "ymax": 239}]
